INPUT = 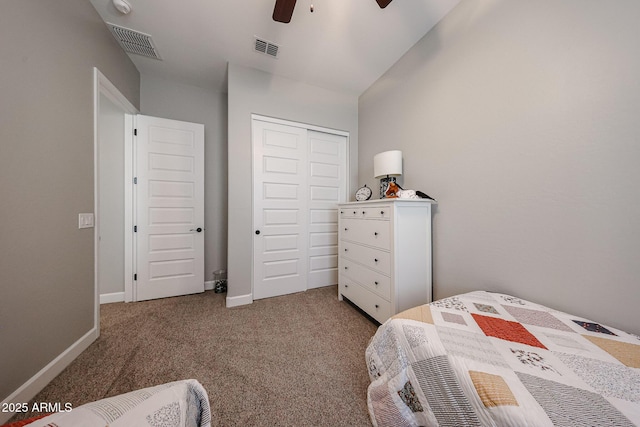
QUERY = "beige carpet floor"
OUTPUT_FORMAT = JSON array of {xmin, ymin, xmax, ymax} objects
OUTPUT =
[{"xmin": 9, "ymin": 285, "xmax": 378, "ymax": 426}]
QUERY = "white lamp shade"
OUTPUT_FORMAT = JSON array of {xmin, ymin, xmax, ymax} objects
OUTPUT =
[{"xmin": 374, "ymin": 150, "xmax": 403, "ymax": 178}]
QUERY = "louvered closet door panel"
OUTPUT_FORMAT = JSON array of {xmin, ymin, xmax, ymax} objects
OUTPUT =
[{"xmin": 307, "ymin": 130, "xmax": 347, "ymax": 289}]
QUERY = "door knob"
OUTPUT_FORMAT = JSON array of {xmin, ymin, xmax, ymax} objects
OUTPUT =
[{"xmin": 255, "ymin": 230, "xmax": 261, "ymax": 235}]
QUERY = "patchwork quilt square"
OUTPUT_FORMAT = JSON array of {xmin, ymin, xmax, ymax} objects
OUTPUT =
[
  {"xmin": 510, "ymin": 348, "xmax": 559, "ymax": 374},
  {"xmin": 544, "ymin": 332, "xmax": 585, "ymax": 351},
  {"xmin": 402, "ymin": 324, "xmax": 428, "ymax": 348},
  {"xmin": 393, "ymin": 305, "xmax": 434, "ymax": 324},
  {"xmin": 374, "ymin": 326, "xmax": 409, "ymax": 375},
  {"xmin": 474, "ymin": 303, "xmax": 499, "ymax": 314},
  {"xmin": 469, "ymin": 371, "xmax": 518, "ymax": 407},
  {"xmin": 431, "ymin": 296, "xmax": 468, "ymax": 312},
  {"xmin": 555, "ymin": 352, "xmax": 640, "ymax": 402},
  {"xmin": 583, "ymin": 335, "xmax": 640, "ymax": 369},
  {"xmin": 503, "ymin": 305, "xmax": 573, "ymax": 332},
  {"xmin": 412, "ymin": 356, "xmax": 482, "ymax": 426},
  {"xmin": 369, "ymin": 381, "xmax": 413, "ymax": 427},
  {"xmin": 517, "ymin": 372, "xmax": 635, "ymax": 427},
  {"xmin": 472, "ymin": 314, "xmax": 547, "ymax": 349},
  {"xmin": 437, "ymin": 326, "xmax": 509, "ymax": 368},
  {"xmin": 573, "ymin": 320, "xmax": 617, "ymax": 336},
  {"xmin": 500, "ymin": 295, "xmax": 527, "ymax": 305},
  {"xmin": 397, "ymin": 381, "xmax": 424, "ymax": 413},
  {"xmin": 441, "ymin": 312, "xmax": 467, "ymax": 326}
]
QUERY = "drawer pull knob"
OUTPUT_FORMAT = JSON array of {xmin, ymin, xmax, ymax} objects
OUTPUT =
[
  {"xmin": 374, "ymin": 258, "xmax": 378, "ymax": 262},
  {"xmin": 362, "ymin": 211, "xmax": 366, "ymax": 215},
  {"xmin": 344, "ymin": 228, "xmax": 348, "ymax": 231},
  {"xmin": 340, "ymin": 210, "xmax": 344, "ymax": 214},
  {"xmin": 374, "ymin": 281, "xmax": 379, "ymax": 285},
  {"xmin": 344, "ymin": 248, "xmax": 348, "ymax": 252},
  {"xmin": 345, "ymin": 284, "xmax": 348, "ymax": 288},
  {"xmin": 380, "ymin": 211, "xmax": 384, "ymax": 215},
  {"xmin": 344, "ymin": 266, "xmax": 348, "ymax": 270},
  {"xmin": 375, "ymin": 304, "xmax": 379, "ymax": 309},
  {"xmin": 353, "ymin": 211, "xmax": 357, "ymax": 214},
  {"xmin": 374, "ymin": 232, "xmax": 378, "ymax": 236}
]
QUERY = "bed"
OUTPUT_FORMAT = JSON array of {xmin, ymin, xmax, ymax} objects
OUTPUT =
[
  {"xmin": 14, "ymin": 379, "xmax": 211, "ymax": 427},
  {"xmin": 366, "ymin": 291, "xmax": 640, "ymax": 426}
]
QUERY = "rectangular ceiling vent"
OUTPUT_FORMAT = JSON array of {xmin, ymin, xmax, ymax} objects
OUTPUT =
[
  {"xmin": 254, "ymin": 37, "xmax": 279, "ymax": 59},
  {"xmin": 107, "ymin": 23, "xmax": 162, "ymax": 60}
]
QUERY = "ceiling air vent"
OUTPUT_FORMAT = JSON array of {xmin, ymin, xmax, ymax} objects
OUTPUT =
[
  {"xmin": 107, "ymin": 23, "xmax": 162, "ymax": 60},
  {"xmin": 254, "ymin": 37, "xmax": 279, "ymax": 59}
]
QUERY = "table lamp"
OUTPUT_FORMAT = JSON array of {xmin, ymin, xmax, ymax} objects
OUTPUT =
[{"xmin": 374, "ymin": 150, "xmax": 402, "ymax": 198}]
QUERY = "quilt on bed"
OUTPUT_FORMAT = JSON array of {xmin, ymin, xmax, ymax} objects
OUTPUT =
[
  {"xmin": 25, "ymin": 379, "xmax": 211, "ymax": 427},
  {"xmin": 366, "ymin": 291, "xmax": 640, "ymax": 426}
]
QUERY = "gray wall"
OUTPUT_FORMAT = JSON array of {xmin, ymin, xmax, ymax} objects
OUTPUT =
[
  {"xmin": 227, "ymin": 63, "xmax": 359, "ymax": 300},
  {"xmin": 140, "ymin": 75, "xmax": 228, "ymax": 281},
  {"xmin": 0, "ymin": 0, "xmax": 139, "ymax": 402},
  {"xmin": 359, "ymin": 0, "xmax": 640, "ymax": 334}
]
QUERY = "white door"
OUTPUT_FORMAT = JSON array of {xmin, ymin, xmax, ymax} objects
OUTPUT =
[
  {"xmin": 252, "ymin": 118, "xmax": 347, "ymax": 300},
  {"xmin": 307, "ymin": 130, "xmax": 347, "ymax": 289},
  {"xmin": 253, "ymin": 120, "xmax": 308, "ymax": 299},
  {"xmin": 135, "ymin": 115, "xmax": 205, "ymax": 301}
]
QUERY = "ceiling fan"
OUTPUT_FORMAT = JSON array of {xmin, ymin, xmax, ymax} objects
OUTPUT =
[{"xmin": 273, "ymin": 0, "xmax": 393, "ymax": 23}]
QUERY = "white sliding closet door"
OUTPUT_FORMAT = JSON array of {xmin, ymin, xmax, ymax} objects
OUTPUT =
[
  {"xmin": 252, "ymin": 117, "xmax": 347, "ymax": 300},
  {"xmin": 252, "ymin": 120, "xmax": 309, "ymax": 299},
  {"xmin": 307, "ymin": 130, "xmax": 347, "ymax": 289}
]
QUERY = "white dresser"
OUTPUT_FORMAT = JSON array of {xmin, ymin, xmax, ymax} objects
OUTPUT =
[{"xmin": 338, "ymin": 199, "xmax": 435, "ymax": 323}]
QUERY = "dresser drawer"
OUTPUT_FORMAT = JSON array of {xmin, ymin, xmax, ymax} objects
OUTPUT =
[
  {"xmin": 341, "ymin": 218, "xmax": 390, "ymax": 250},
  {"xmin": 340, "ymin": 258, "xmax": 391, "ymax": 300},
  {"xmin": 339, "ymin": 205, "xmax": 391, "ymax": 221},
  {"xmin": 361, "ymin": 206, "xmax": 390, "ymax": 220},
  {"xmin": 340, "ymin": 241, "xmax": 390, "ymax": 275},
  {"xmin": 339, "ymin": 277, "xmax": 391, "ymax": 323},
  {"xmin": 339, "ymin": 207, "xmax": 363, "ymax": 219}
]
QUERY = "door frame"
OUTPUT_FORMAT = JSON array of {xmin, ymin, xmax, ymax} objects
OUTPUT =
[
  {"xmin": 250, "ymin": 114, "xmax": 350, "ymax": 299},
  {"xmin": 93, "ymin": 68, "xmax": 138, "ymax": 328}
]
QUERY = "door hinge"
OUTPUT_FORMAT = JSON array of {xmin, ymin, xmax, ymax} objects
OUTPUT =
[
  {"xmin": 134, "ymin": 273, "xmax": 137, "ymax": 281},
  {"xmin": 134, "ymin": 225, "xmax": 137, "ymax": 232},
  {"xmin": 133, "ymin": 177, "xmax": 137, "ymax": 184},
  {"xmin": 134, "ymin": 128, "xmax": 137, "ymax": 136}
]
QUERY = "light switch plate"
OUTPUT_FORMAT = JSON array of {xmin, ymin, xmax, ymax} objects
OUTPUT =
[{"xmin": 78, "ymin": 213, "xmax": 95, "ymax": 229}]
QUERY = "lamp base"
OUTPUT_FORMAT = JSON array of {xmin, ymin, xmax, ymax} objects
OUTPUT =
[{"xmin": 379, "ymin": 176, "xmax": 397, "ymax": 198}]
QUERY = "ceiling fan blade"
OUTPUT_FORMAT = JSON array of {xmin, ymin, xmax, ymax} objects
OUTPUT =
[
  {"xmin": 273, "ymin": 0, "xmax": 297, "ymax": 23},
  {"xmin": 376, "ymin": 0, "xmax": 393, "ymax": 8}
]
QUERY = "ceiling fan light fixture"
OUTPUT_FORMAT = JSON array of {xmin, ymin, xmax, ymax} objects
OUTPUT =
[
  {"xmin": 113, "ymin": 0, "xmax": 132, "ymax": 15},
  {"xmin": 273, "ymin": 0, "xmax": 297, "ymax": 23}
]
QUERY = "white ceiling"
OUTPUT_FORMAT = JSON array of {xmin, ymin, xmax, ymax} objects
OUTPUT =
[{"xmin": 89, "ymin": 0, "xmax": 460, "ymax": 95}]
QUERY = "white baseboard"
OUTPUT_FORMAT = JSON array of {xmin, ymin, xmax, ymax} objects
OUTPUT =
[
  {"xmin": 204, "ymin": 281, "xmax": 214, "ymax": 291},
  {"xmin": 100, "ymin": 291, "xmax": 125, "ymax": 304},
  {"xmin": 0, "ymin": 327, "xmax": 98, "ymax": 424},
  {"xmin": 226, "ymin": 293, "xmax": 253, "ymax": 308}
]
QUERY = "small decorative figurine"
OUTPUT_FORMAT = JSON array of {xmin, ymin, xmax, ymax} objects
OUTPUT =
[{"xmin": 385, "ymin": 182, "xmax": 435, "ymax": 201}]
